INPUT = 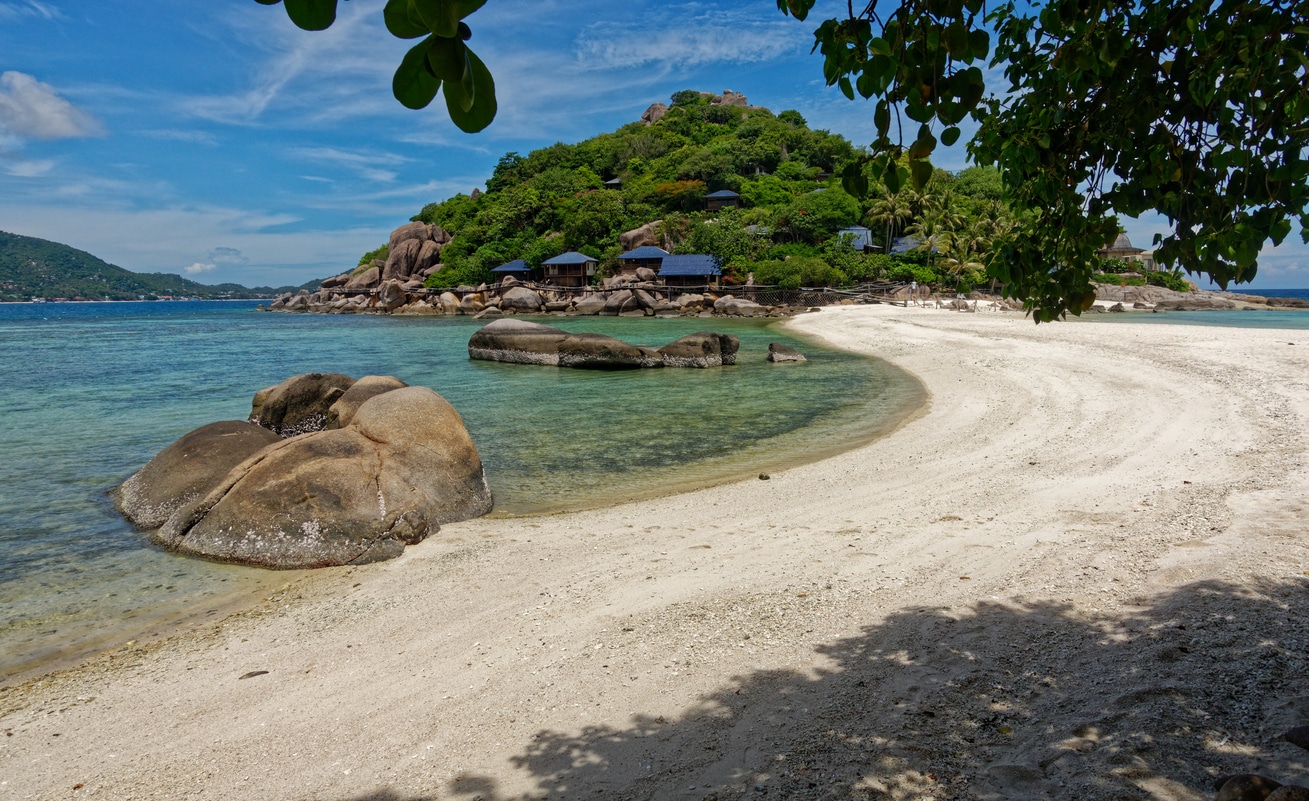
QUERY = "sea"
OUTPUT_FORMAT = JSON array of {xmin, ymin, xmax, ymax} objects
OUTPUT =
[
  {"xmin": 1091, "ymin": 287, "xmax": 1309, "ymax": 329},
  {"xmin": 0, "ymin": 301, "xmax": 924, "ymax": 682}
]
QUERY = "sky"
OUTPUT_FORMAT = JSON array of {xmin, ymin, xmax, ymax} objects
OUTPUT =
[{"xmin": 0, "ymin": 0, "xmax": 1304, "ymax": 289}]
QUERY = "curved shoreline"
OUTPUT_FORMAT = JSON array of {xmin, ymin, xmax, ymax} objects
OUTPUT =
[{"xmin": 5, "ymin": 305, "xmax": 1309, "ymax": 799}]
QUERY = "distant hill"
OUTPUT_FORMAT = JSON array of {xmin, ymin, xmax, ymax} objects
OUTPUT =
[{"xmin": 0, "ymin": 231, "xmax": 314, "ymax": 302}]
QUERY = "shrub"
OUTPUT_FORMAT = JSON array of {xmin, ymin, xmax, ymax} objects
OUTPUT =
[{"xmin": 357, "ymin": 244, "xmax": 388, "ymax": 267}]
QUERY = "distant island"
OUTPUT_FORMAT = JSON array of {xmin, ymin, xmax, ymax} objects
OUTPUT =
[{"xmin": 0, "ymin": 231, "xmax": 316, "ymax": 302}]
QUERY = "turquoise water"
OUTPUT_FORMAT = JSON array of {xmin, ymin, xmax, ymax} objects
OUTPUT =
[
  {"xmin": 0, "ymin": 301, "xmax": 922, "ymax": 681},
  {"xmin": 1090, "ymin": 308, "xmax": 1309, "ymax": 329}
]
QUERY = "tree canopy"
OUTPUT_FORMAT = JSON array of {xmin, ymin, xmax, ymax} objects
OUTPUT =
[{"xmin": 256, "ymin": 0, "xmax": 1309, "ymax": 320}]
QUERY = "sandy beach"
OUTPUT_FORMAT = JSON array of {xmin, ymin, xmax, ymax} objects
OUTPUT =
[{"xmin": 3, "ymin": 304, "xmax": 1308, "ymax": 800}]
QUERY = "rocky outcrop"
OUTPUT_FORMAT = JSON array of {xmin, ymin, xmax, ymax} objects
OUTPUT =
[
  {"xmin": 709, "ymin": 89, "xmax": 749, "ymax": 107},
  {"xmin": 250, "ymin": 373, "xmax": 357, "ymax": 437},
  {"xmin": 115, "ymin": 421, "xmax": 281, "ymax": 530},
  {"xmin": 767, "ymin": 342, "xmax": 807, "ymax": 363},
  {"xmin": 658, "ymin": 332, "xmax": 739, "ymax": 368},
  {"xmin": 344, "ymin": 266, "xmax": 380, "ymax": 291},
  {"xmin": 620, "ymin": 221, "xmax": 664, "ymax": 251},
  {"xmin": 641, "ymin": 102, "xmax": 668, "ymax": 125},
  {"xmin": 153, "ymin": 386, "xmax": 492, "ymax": 569}
]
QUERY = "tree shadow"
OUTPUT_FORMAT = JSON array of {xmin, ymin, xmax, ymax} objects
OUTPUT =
[{"xmin": 349, "ymin": 578, "xmax": 1309, "ymax": 801}]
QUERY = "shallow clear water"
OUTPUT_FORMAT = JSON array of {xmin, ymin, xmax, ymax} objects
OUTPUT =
[
  {"xmin": 1088, "ymin": 308, "xmax": 1309, "ymax": 329},
  {"xmin": 0, "ymin": 301, "xmax": 922, "ymax": 681}
]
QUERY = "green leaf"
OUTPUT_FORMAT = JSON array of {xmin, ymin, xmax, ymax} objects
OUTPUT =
[
  {"xmin": 426, "ymin": 35, "xmax": 468, "ymax": 83},
  {"xmin": 838, "ymin": 76, "xmax": 855, "ymax": 101},
  {"xmin": 413, "ymin": 0, "xmax": 460, "ymax": 38},
  {"xmin": 909, "ymin": 158, "xmax": 933, "ymax": 189},
  {"xmin": 856, "ymin": 69, "xmax": 876, "ymax": 99},
  {"xmin": 253, "ymin": 0, "xmax": 281, "ymax": 5},
  {"xmin": 874, "ymin": 100, "xmax": 891, "ymax": 135},
  {"xmin": 393, "ymin": 38, "xmax": 441, "ymax": 110},
  {"xmin": 384, "ymin": 0, "xmax": 428, "ymax": 38},
  {"xmin": 443, "ymin": 45, "xmax": 496, "ymax": 132},
  {"xmin": 282, "ymin": 0, "xmax": 336, "ymax": 30},
  {"xmin": 907, "ymin": 124, "xmax": 937, "ymax": 160},
  {"xmin": 940, "ymin": 126, "xmax": 961, "ymax": 146}
]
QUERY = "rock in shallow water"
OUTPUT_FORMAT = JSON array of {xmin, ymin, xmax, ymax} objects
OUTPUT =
[
  {"xmin": 115, "ymin": 420, "xmax": 281, "ymax": 530},
  {"xmin": 249, "ymin": 372, "xmax": 356, "ymax": 436},
  {"xmin": 154, "ymin": 386, "xmax": 493, "ymax": 569}
]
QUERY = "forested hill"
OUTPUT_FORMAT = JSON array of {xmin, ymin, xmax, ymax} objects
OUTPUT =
[
  {"xmin": 392, "ymin": 90, "xmax": 1010, "ymax": 292},
  {"xmin": 0, "ymin": 231, "xmax": 309, "ymax": 302}
]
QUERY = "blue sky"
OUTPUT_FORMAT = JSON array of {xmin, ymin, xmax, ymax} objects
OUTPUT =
[{"xmin": 1, "ymin": 0, "xmax": 1304, "ymax": 289}]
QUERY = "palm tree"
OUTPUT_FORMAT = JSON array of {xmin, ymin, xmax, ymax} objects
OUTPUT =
[{"xmin": 865, "ymin": 192, "xmax": 914, "ymax": 254}]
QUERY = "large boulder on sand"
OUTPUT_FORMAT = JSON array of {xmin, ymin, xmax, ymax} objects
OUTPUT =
[
  {"xmin": 558, "ymin": 333, "xmax": 663, "ymax": 370},
  {"xmin": 250, "ymin": 372, "xmax": 357, "ymax": 437},
  {"xmin": 603, "ymin": 290, "xmax": 639, "ymax": 315},
  {"xmin": 573, "ymin": 294, "xmax": 607, "ymax": 315},
  {"xmin": 115, "ymin": 421, "xmax": 282, "ymax": 530},
  {"xmin": 500, "ymin": 286, "xmax": 545, "ymax": 313},
  {"xmin": 714, "ymin": 296, "xmax": 768, "ymax": 316},
  {"xmin": 658, "ymin": 332, "xmax": 740, "ymax": 368},
  {"xmin": 468, "ymin": 318, "xmax": 570, "ymax": 365},
  {"xmin": 154, "ymin": 387, "xmax": 493, "ymax": 569},
  {"xmin": 327, "ymin": 375, "xmax": 408, "ymax": 429}
]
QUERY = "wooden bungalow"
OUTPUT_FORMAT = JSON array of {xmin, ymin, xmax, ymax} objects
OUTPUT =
[
  {"xmin": 658, "ymin": 254, "xmax": 722, "ymax": 288},
  {"xmin": 492, "ymin": 259, "xmax": 533, "ymax": 283},
  {"xmin": 541, "ymin": 251, "xmax": 599, "ymax": 287},
  {"xmin": 703, "ymin": 189, "xmax": 741, "ymax": 211},
  {"xmin": 617, "ymin": 245, "xmax": 669, "ymax": 277}
]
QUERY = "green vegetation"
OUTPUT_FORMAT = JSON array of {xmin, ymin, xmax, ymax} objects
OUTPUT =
[
  {"xmin": 405, "ymin": 92, "xmax": 1017, "ymax": 292},
  {"xmin": 0, "ymin": 231, "xmax": 307, "ymax": 302},
  {"xmin": 785, "ymin": 0, "xmax": 1307, "ymax": 320},
  {"xmin": 262, "ymin": 1, "xmax": 1304, "ymax": 320}
]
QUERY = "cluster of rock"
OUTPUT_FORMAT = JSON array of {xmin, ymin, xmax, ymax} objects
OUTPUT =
[
  {"xmin": 469, "ymin": 319, "xmax": 741, "ymax": 369},
  {"xmin": 1211, "ymin": 725, "xmax": 1309, "ymax": 799},
  {"xmin": 264, "ymin": 274, "xmax": 784, "ymax": 318},
  {"xmin": 115, "ymin": 373, "xmax": 492, "ymax": 569},
  {"xmin": 318, "ymin": 221, "xmax": 452, "ymax": 296},
  {"xmin": 639, "ymin": 90, "xmax": 753, "ymax": 126}
]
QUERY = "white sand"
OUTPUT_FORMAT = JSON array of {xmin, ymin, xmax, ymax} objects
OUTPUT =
[{"xmin": 3, "ymin": 305, "xmax": 1308, "ymax": 800}]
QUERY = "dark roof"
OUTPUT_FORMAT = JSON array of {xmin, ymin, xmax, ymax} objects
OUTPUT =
[
  {"xmin": 1099, "ymin": 233, "xmax": 1144, "ymax": 255},
  {"xmin": 619, "ymin": 246, "xmax": 670, "ymax": 260},
  {"xmin": 542, "ymin": 251, "xmax": 598, "ymax": 265},
  {"xmin": 837, "ymin": 226, "xmax": 875, "ymax": 251},
  {"xmin": 658, "ymin": 254, "xmax": 721, "ymax": 277},
  {"xmin": 703, "ymin": 189, "xmax": 740, "ymax": 199},
  {"xmin": 604, "ymin": 178, "xmax": 622, "ymax": 187},
  {"xmin": 492, "ymin": 259, "xmax": 530, "ymax": 273}
]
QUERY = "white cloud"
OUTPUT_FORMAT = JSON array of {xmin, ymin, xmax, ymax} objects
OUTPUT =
[
  {"xmin": 287, "ymin": 145, "xmax": 411, "ymax": 184},
  {"xmin": 184, "ymin": 262, "xmax": 216, "ymax": 275},
  {"xmin": 0, "ymin": 71, "xmax": 102, "ymax": 140},
  {"xmin": 574, "ymin": 9, "xmax": 802, "ymax": 71},
  {"xmin": 3, "ymin": 157, "xmax": 54, "ymax": 177},
  {"xmin": 0, "ymin": 1, "xmax": 63, "ymax": 21}
]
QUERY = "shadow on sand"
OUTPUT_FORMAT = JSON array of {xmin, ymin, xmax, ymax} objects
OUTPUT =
[{"xmin": 345, "ymin": 577, "xmax": 1309, "ymax": 801}]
